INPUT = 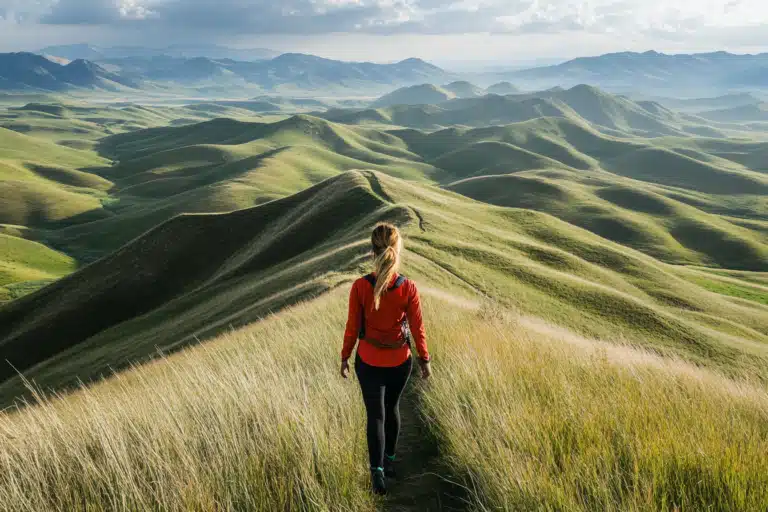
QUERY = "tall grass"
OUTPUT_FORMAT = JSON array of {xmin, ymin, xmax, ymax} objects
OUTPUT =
[
  {"xmin": 1, "ymin": 289, "xmax": 767, "ymax": 511},
  {"xmin": 422, "ymin": 303, "xmax": 768, "ymax": 511},
  {"xmin": 0, "ymin": 297, "xmax": 374, "ymax": 512}
]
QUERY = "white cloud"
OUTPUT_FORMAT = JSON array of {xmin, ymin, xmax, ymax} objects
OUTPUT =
[{"xmin": 3, "ymin": 0, "xmax": 768, "ymax": 51}]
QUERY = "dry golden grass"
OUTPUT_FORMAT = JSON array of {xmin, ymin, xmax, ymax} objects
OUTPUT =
[
  {"xmin": 0, "ymin": 288, "xmax": 766, "ymax": 511},
  {"xmin": 0, "ymin": 296, "xmax": 374, "ymax": 512},
  {"xmin": 424, "ymin": 301, "xmax": 768, "ymax": 511}
]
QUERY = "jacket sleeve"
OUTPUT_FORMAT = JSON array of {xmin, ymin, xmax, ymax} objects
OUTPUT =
[
  {"xmin": 341, "ymin": 282, "xmax": 361, "ymax": 361},
  {"xmin": 406, "ymin": 282, "xmax": 430, "ymax": 361}
]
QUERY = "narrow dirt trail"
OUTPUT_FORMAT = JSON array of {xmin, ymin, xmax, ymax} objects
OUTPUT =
[{"xmin": 380, "ymin": 372, "xmax": 469, "ymax": 512}]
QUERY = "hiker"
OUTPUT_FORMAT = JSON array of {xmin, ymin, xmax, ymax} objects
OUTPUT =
[{"xmin": 340, "ymin": 222, "xmax": 432, "ymax": 496}]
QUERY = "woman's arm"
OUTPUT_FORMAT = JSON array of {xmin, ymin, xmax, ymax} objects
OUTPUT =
[
  {"xmin": 406, "ymin": 282, "xmax": 430, "ymax": 362},
  {"xmin": 341, "ymin": 282, "xmax": 361, "ymax": 362}
]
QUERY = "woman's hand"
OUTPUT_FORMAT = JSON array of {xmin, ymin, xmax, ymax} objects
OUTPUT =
[
  {"xmin": 419, "ymin": 359, "xmax": 432, "ymax": 380},
  {"xmin": 340, "ymin": 359, "xmax": 350, "ymax": 379}
]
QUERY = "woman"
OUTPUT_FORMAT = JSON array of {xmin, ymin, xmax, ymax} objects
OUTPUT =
[{"xmin": 340, "ymin": 223, "xmax": 431, "ymax": 496}]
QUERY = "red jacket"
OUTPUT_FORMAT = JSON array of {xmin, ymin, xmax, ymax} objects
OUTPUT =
[{"xmin": 342, "ymin": 274, "xmax": 429, "ymax": 367}]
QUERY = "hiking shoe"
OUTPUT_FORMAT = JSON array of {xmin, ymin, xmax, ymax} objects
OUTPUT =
[
  {"xmin": 384, "ymin": 455, "xmax": 397, "ymax": 479},
  {"xmin": 371, "ymin": 467, "xmax": 387, "ymax": 496}
]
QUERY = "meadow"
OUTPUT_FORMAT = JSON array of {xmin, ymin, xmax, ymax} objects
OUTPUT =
[
  {"xmin": 0, "ymin": 84, "xmax": 766, "ymax": 511},
  {"xmin": 1, "ymin": 290, "xmax": 766, "ymax": 511}
]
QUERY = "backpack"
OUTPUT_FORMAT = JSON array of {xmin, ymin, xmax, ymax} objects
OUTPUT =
[{"xmin": 358, "ymin": 274, "xmax": 412, "ymax": 349}]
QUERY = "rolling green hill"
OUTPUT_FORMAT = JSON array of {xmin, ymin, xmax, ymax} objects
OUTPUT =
[
  {"xmin": 0, "ymin": 102, "xmax": 274, "ymax": 143},
  {"xmin": 372, "ymin": 84, "xmax": 455, "ymax": 107},
  {"xmin": 442, "ymin": 81, "xmax": 485, "ymax": 98},
  {"xmin": 327, "ymin": 85, "xmax": 734, "ymax": 137},
  {"xmin": 1, "ymin": 101, "xmax": 768, "ymax": 302},
  {"xmin": 1, "ymin": 170, "xmax": 766, "ymax": 402},
  {"xmin": 0, "ymin": 233, "xmax": 75, "ymax": 302},
  {"xmin": 486, "ymin": 81, "xmax": 520, "ymax": 95},
  {"xmin": 1, "ymin": 91, "xmax": 767, "ymax": 510}
]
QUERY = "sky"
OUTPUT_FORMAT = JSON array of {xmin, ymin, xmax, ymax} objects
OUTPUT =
[{"xmin": 2, "ymin": 0, "xmax": 768, "ymax": 64}]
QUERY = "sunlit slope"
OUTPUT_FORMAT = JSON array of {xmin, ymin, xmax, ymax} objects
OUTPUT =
[
  {"xmin": 0, "ymin": 125, "xmax": 114, "ymax": 299},
  {"xmin": 2, "ymin": 291, "xmax": 766, "ymax": 511},
  {"xmin": 0, "ymin": 113, "xmax": 439, "ymax": 289},
  {"xmin": 448, "ymin": 169, "xmax": 768, "ymax": 270},
  {"xmin": 0, "ymin": 127, "xmax": 112, "ymax": 229},
  {"xmin": 51, "ymin": 115, "xmax": 437, "ymax": 257},
  {"xmin": 1, "ymin": 171, "xmax": 766, "ymax": 402},
  {"xmin": 396, "ymin": 116, "xmax": 768, "ymax": 194},
  {"xmin": 423, "ymin": 299, "xmax": 768, "ymax": 511},
  {"xmin": 2, "ymin": 109, "xmax": 768, "ymax": 295},
  {"xmin": 392, "ymin": 118, "xmax": 768, "ymax": 269},
  {"xmin": 0, "ymin": 233, "xmax": 75, "ymax": 302},
  {"xmin": 0, "ymin": 102, "xmax": 273, "ymax": 144}
]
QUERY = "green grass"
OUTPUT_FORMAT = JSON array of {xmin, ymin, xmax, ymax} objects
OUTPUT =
[
  {"xmin": 0, "ymin": 89, "xmax": 767, "ymax": 510},
  {"xmin": 2, "ymin": 99, "xmax": 768, "ymax": 291},
  {"xmin": 1, "ymin": 287, "xmax": 766, "ymax": 511},
  {"xmin": 685, "ymin": 274, "xmax": 768, "ymax": 306},
  {"xmin": 0, "ymin": 294, "xmax": 375, "ymax": 511},
  {"xmin": 448, "ymin": 168, "xmax": 768, "ymax": 271},
  {"xmin": 0, "ymin": 92, "xmax": 767, "ymax": 394},
  {"xmin": 1, "ymin": 171, "xmax": 766, "ymax": 402},
  {"xmin": 0, "ymin": 233, "xmax": 75, "ymax": 302}
]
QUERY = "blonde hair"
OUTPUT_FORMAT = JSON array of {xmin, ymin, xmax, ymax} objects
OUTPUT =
[{"xmin": 371, "ymin": 223, "xmax": 401, "ymax": 310}]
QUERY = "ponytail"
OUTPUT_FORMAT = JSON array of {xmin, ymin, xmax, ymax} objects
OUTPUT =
[{"xmin": 370, "ymin": 223, "xmax": 402, "ymax": 310}]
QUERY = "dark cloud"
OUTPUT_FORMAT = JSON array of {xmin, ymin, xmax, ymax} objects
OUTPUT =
[
  {"xmin": 5, "ymin": 0, "xmax": 767, "ymax": 38},
  {"xmin": 151, "ymin": 0, "xmax": 389, "ymax": 34},
  {"xmin": 41, "ymin": 0, "xmax": 123, "ymax": 24}
]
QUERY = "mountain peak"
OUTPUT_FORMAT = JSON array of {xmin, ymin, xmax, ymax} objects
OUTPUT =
[
  {"xmin": 568, "ymin": 84, "xmax": 604, "ymax": 95},
  {"xmin": 395, "ymin": 57, "xmax": 441, "ymax": 70},
  {"xmin": 373, "ymin": 83, "xmax": 454, "ymax": 107},
  {"xmin": 272, "ymin": 53, "xmax": 330, "ymax": 64},
  {"xmin": 65, "ymin": 59, "xmax": 100, "ymax": 71}
]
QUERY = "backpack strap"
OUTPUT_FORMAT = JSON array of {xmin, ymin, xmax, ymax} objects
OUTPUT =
[
  {"xmin": 358, "ymin": 274, "xmax": 410, "ymax": 343},
  {"xmin": 363, "ymin": 274, "xmax": 408, "ymax": 291},
  {"xmin": 391, "ymin": 275, "xmax": 407, "ymax": 290}
]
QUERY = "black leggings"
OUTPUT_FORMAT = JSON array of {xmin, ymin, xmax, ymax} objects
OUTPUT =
[{"xmin": 355, "ymin": 355, "xmax": 413, "ymax": 469}]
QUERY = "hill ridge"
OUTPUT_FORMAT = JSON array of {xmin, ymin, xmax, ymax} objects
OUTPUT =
[{"xmin": 1, "ymin": 171, "xmax": 766, "ymax": 404}]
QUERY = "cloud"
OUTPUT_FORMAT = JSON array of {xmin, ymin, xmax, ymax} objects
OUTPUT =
[
  {"xmin": 40, "ymin": 0, "xmax": 153, "ymax": 23},
  {"xmin": 8, "ymin": 0, "xmax": 768, "ymax": 37}
]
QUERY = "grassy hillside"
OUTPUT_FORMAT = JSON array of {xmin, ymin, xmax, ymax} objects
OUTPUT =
[
  {"xmin": 1, "ymin": 91, "xmax": 767, "ymax": 509},
  {"xmin": 1, "ymin": 171, "xmax": 766, "ymax": 402},
  {"xmin": 0, "ymin": 102, "xmax": 273, "ymax": 143},
  {"xmin": 424, "ymin": 299, "xmax": 768, "ymax": 511},
  {"xmin": 1, "ymin": 104, "xmax": 768, "ymax": 297},
  {"xmin": 1, "ymin": 285, "xmax": 766, "ymax": 510},
  {"xmin": 0, "ymin": 234, "xmax": 75, "ymax": 302}
]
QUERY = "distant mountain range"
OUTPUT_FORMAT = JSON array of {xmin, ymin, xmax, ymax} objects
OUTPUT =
[
  {"xmin": 100, "ymin": 53, "xmax": 451, "ymax": 90},
  {"xmin": 40, "ymin": 44, "xmax": 280, "ymax": 62},
  {"xmin": 327, "ymin": 84, "xmax": 725, "ymax": 138},
  {"xmin": 0, "ymin": 53, "xmax": 137, "ymax": 92},
  {"xmin": 0, "ymin": 51, "xmax": 451, "ymax": 93},
  {"xmin": 4, "ymin": 48, "xmax": 768, "ymax": 96},
  {"xmin": 506, "ymin": 50, "xmax": 768, "ymax": 93}
]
